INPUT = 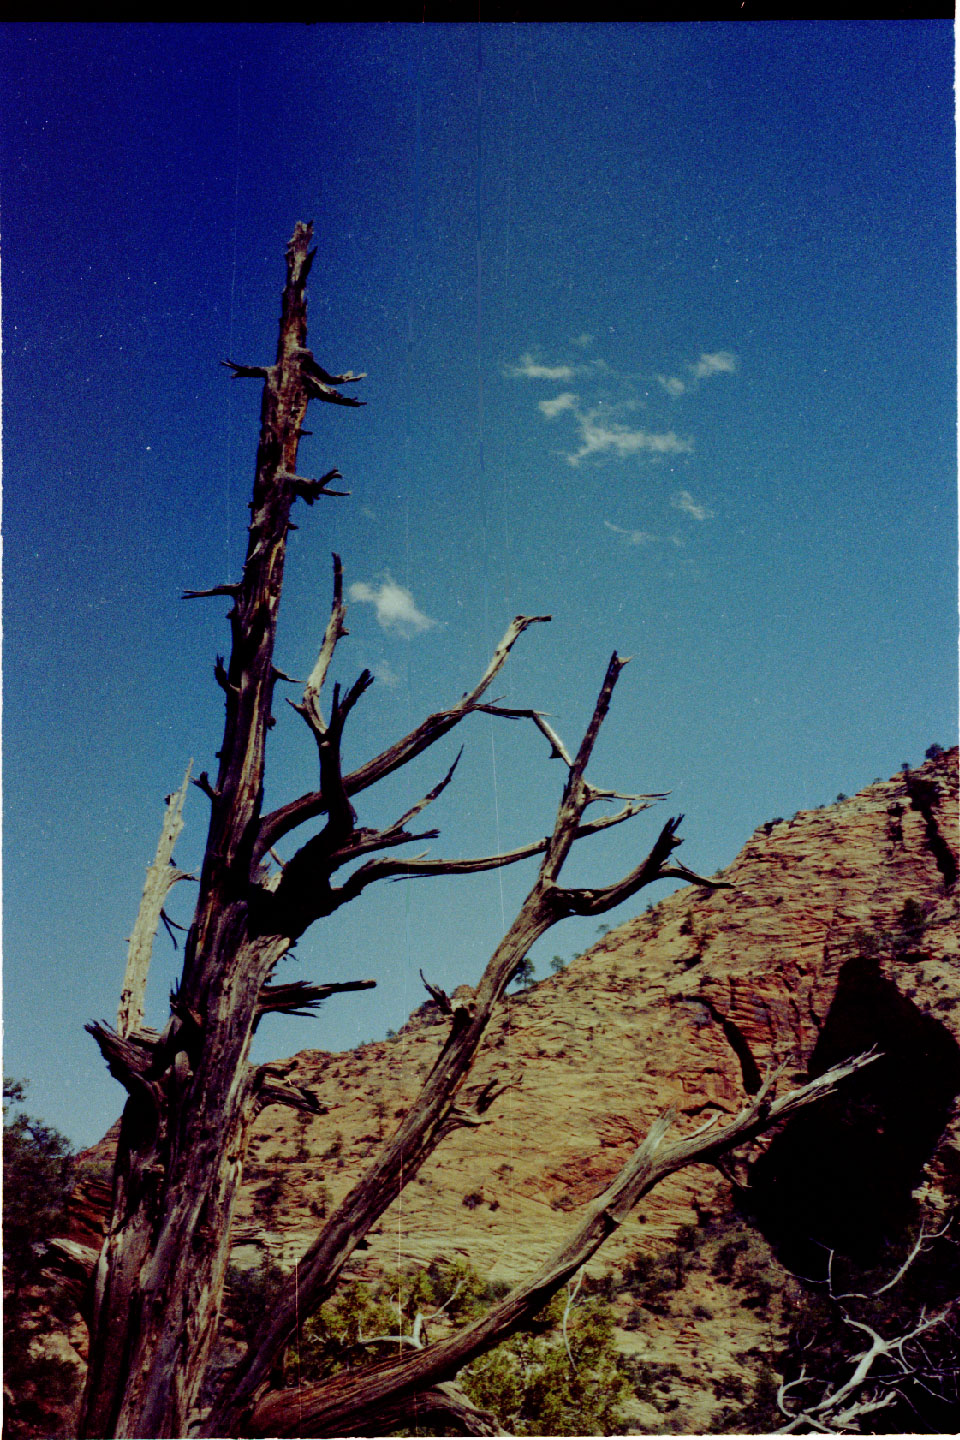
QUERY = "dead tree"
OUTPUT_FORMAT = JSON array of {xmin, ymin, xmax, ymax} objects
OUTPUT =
[
  {"xmin": 775, "ymin": 1224, "xmax": 959, "ymax": 1433},
  {"xmin": 77, "ymin": 223, "xmax": 873, "ymax": 1439}
]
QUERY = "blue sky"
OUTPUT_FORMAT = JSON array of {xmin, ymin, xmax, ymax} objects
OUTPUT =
[{"xmin": 2, "ymin": 22, "xmax": 956, "ymax": 1148}]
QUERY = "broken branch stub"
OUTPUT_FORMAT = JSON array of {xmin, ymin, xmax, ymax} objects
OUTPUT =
[{"xmin": 117, "ymin": 762, "xmax": 193, "ymax": 1039}]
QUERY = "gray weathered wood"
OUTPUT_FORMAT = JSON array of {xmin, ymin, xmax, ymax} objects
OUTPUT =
[{"xmin": 117, "ymin": 762, "xmax": 193, "ymax": 1039}]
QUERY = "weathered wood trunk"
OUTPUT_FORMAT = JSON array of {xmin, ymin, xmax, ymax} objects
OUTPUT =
[{"xmin": 81, "ymin": 225, "xmax": 322, "ymax": 1439}]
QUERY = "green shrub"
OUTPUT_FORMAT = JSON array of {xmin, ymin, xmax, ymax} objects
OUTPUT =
[
  {"xmin": 510, "ymin": 956, "xmax": 537, "ymax": 990},
  {"xmin": 247, "ymin": 1256, "xmax": 629, "ymax": 1435},
  {"xmin": 463, "ymin": 1290, "xmax": 631, "ymax": 1435},
  {"xmin": 3, "ymin": 1079, "xmax": 82, "ymax": 1436}
]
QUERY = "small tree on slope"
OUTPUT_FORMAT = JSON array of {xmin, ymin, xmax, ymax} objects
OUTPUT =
[{"xmin": 74, "ymin": 224, "xmax": 872, "ymax": 1439}]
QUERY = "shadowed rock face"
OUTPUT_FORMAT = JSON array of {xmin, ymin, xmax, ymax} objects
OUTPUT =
[{"xmin": 750, "ymin": 952, "xmax": 960, "ymax": 1269}]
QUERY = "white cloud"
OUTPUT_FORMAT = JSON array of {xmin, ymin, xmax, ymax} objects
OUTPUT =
[
  {"xmin": 570, "ymin": 332, "xmax": 594, "ymax": 348},
  {"xmin": 569, "ymin": 412, "xmax": 692, "ymax": 466},
  {"xmin": 689, "ymin": 351, "xmax": 737, "ymax": 380},
  {"xmin": 347, "ymin": 579, "xmax": 438, "ymax": 637},
  {"xmin": 657, "ymin": 374, "xmax": 687, "ymax": 397},
  {"xmin": 506, "ymin": 351, "xmax": 576, "ymax": 381},
  {"xmin": 539, "ymin": 391, "xmax": 579, "ymax": 419},
  {"xmin": 604, "ymin": 520, "xmax": 659, "ymax": 545},
  {"xmin": 671, "ymin": 489, "xmax": 711, "ymax": 521}
]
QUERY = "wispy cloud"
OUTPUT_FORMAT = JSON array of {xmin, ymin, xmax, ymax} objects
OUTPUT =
[
  {"xmin": 347, "ymin": 579, "xmax": 438, "ymax": 637},
  {"xmin": 538, "ymin": 391, "xmax": 690, "ymax": 466},
  {"xmin": 508, "ymin": 340, "xmax": 734, "ymax": 470},
  {"xmin": 657, "ymin": 374, "xmax": 687, "ymax": 398},
  {"xmin": 538, "ymin": 391, "xmax": 579, "ymax": 419},
  {"xmin": 604, "ymin": 520, "xmax": 659, "ymax": 545},
  {"xmin": 569, "ymin": 411, "xmax": 692, "ymax": 466},
  {"xmin": 689, "ymin": 350, "xmax": 737, "ymax": 380},
  {"xmin": 671, "ymin": 489, "xmax": 711, "ymax": 521},
  {"xmin": 659, "ymin": 351, "xmax": 737, "ymax": 396},
  {"xmin": 506, "ymin": 352, "xmax": 576, "ymax": 381}
]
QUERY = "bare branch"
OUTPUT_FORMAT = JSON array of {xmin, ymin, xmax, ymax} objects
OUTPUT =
[
  {"xmin": 660, "ymin": 860, "xmax": 735, "ymax": 891},
  {"xmin": 775, "ymin": 1209, "xmax": 957, "ymax": 1432},
  {"xmin": 290, "ymin": 1381, "xmax": 508, "ymax": 1437},
  {"xmin": 296, "ymin": 351, "xmax": 367, "ymax": 388},
  {"xmin": 255, "ymin": 978, "xmax": 376, "ymax": 1024},
  {"xmin": 297, "ymin": 350, "xmax": 367, "ymax": 406},
  {"xmin": 549, "ymin": 814, "xmax": 685, "ymax": 917},
  {"xmin": 475, "ymin": 704, "xmax": 575, "ymax": 765},
  {"xmin": 82, "ymin": 221, "xmax": 373, "ymax": 1440},
  {"xmin": 561, "ymin": 1267, "xmax": 585, "ymax": 1370},
  {"xmin": 574, "ymin": 798, "xmax": 660, "ymax": 836},
  {"xmin": 326, "ymin": 837, "xmax": 552, "ymax": 901},
  {"xmin": 253, "ymin": 1066, "xmax": 328, "ymax": 1117},
  {"xmin": 834, "ymin": 1220, "xmax": 951, "ymax": 1302},
  {"xmin": 313, "ymin": 795, "xmax": 673, "ymax": 912},
  {"xmin": 182, "ymin": 584, "xmax": 241, "ymax": 601},
  {"xmin": 222, "ymin": 358, "xmax": 273, "ymax": 380},
  {"xmin": 420, "ymin": 970, "xmax": 453, "ymax": 1014},
  {"xmin": 193, "ymin": 770, "xmax": 220, "ymax": 802},
  {"xmin": 291, "ymin": 555, "xmax": 348, "ymax": 738},
  {"xmin": 391, "ymin": 749, "xmax": 463, "ymax": 829},
  {"xmin": 280, "ymin": 469, "xmax": 350, "ymax": 502},
  {"xmin": 302, "ymin": 372, "xmax": 366, "ymax": 407},
  {"xmin": 476, "ymin": 704, "xmax": 670, "ymax": 814},
  {"xmin": 245, "ymin": 1054, "xmax": 878, "ymax": 1438},
  {"xmin": 255, "ymin": 614, "xmax": 551, "ymax": 861},
  {"xmin": 208, "ymin": 646, "xmax": 864, "ymax": 1435},
  {"xmin": 117, "ymin": 763, "xmax": 193, "ymax": 1039},
  {"xmin": 538, "ymin": 652, "xmax": 630, "ymax": 887}
]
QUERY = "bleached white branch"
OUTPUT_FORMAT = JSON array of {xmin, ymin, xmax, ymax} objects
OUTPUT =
[{"xmin": 117, "ymin": 762, "xmax": 193, "ymax": 1039}]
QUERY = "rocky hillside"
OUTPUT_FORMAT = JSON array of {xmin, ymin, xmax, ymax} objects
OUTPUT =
[{"xmin": 53, "ymin": 748, "xmax": 960, "ymax": 1433}]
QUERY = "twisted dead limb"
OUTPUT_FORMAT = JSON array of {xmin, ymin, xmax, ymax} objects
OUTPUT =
[
  {"xmin": 245, "ymin": 1055, "xmax": 877, "ymax": 1438},
  {"xmin": 204, "ymin": 653, "xmax": 754, "ymax": 1436}
]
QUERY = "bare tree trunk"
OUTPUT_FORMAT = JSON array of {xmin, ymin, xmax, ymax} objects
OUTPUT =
[{"xmin": 81, "ymin": 224, "xmax": 337, "ymax": 1439}]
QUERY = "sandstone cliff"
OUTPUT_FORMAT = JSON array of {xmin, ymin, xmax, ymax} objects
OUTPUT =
[{"xmin": 56, "ymin": 748, "xmax": 960, "ymax": 1432}]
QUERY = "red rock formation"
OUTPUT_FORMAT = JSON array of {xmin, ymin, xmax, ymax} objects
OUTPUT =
[{"xmin": 49, "ymin": 749, "xmax": 959, "ymax": 1433}]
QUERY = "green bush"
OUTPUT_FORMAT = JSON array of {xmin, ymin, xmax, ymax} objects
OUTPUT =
[
  {"xmin": 463, "ymin": 1290, "xmax": 631, "ymax": 1435},
  {"xmin": 232, "ymin": 1255, "xmax": 630, "ymax": 1435},
  {"xmin": 3, "ymin": 1078, "xmax": 75, "ymax": 1298},
  {"xmin": 510, "ymin": 956, "xmax": 537, "ymax": 990},
  {"xmin": 3, "ymin": 1078, "xmax": 82, "ymax": 1436}
]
